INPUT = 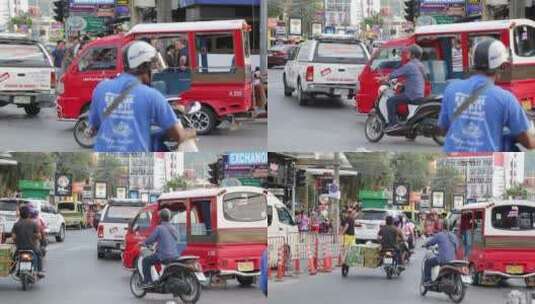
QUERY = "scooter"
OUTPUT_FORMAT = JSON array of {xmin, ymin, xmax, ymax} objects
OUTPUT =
[
  {"xmin": 13, "ymin": 250, "xmax": 42, "ymax": 291},
  {"xmin": 364, "ymin": 79, "xmax": 444, "ymax": 145},
  {"xmin": 420, "ymin": 245, "xmax": 471, "ymax": 303},
  {"xmin": 383, "ymin": 249, "xmax": 404, "ymax": 279},
  {"xmin": 129, "ymin": 246, "xmax": 206, "ymax": 304},
  {"xmin": 73, "ymin": 100, "xmax": 201, "ymax": 151}
]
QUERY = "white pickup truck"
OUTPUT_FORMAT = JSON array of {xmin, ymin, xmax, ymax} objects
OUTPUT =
[
  {"xmin": 0, "ymin": 34, "xmax": 56, "ymax": 116},
  {"xmin": 283, "ymin": 35, "xmax": 370, "ymax": 105}
]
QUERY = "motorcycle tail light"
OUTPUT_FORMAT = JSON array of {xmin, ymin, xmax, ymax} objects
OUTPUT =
[
  {"xmin": 97, "ymin": 224, "xmax": 104, "ymax": 239},
  {"xmin": 305, "ymin": 66, "xmax": 314, "ymax": 82},
  {"xmin": 460, "ymin": 266, "xmax": 469, "ymax": 274},
  {"xmin": 21, "ymin": 253, "xmax": 32, "ymax": 261}
]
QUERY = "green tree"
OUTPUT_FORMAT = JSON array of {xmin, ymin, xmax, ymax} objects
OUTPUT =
[
  {"xmin": 346, "ymin": 152, "xmax": 393, "ymax": 190},
  {"xmin": 391, "ymin": 153, "xmax": 439, "ymax": 191},
  {"xmin": 53, "ymin": 152, "xmax": 94, "ymax": 182},
  {"xmin": 11, "ymin": 152, "xmax": 55, "ymax": 181},
  {"xmin": 269, "ymin": 0, "xmax": 324, "ymax": 37},
  {"xmin": 504, "ymin": 184, "xmax": 528, "ymax": 200},
  {"xmin": 164, "ymin": 176, "xmax": 189, "ymax": 192},
  {"xmin": 431, "ymin": 166, "xmax": 464, "ymax": 210},
  {"xmin": 93, "ymin": 155, "xmax": 127, "ymax": 192}
]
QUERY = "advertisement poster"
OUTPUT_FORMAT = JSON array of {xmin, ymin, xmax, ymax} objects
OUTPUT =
[
  {"xmin": 94, "ymin": 182, "xmax": 107, "ymax": 199},
  {"xmin": 466, "ymin": 0, "xmax": 482, "ymax": 16},
  {"xmin": 453, "ymin": 195, "xmax": 464, "ymax": 210},
  {"xmin": 116, "ymin": 187, "xmax": 127, "ymax": 199},
  {"xmin": 55, "ymin": 173, "xmax": 73, "ymax": 197},
  {"xmin": 432, "ymin": 191, "xmax": 445, "ymax": 208},
  {"xmin": 289, "ymin": 18, "xmax": 302, "ymax": 36},
  {"xmin": 393, "ymin": 183, "xmax": 410, "ymax": 206}
]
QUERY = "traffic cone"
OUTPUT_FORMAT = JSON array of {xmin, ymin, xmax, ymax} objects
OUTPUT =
[
  {"xmin": 276, "ymin": 245, "xmax": 285, "ymax": 281},
  {"xmin": 307, "ymin": 243, "xmax": 317, "ymax": 275},
  {"xmin": 324, "ymin": 242, "xmax": 333, "ymax": 272}
]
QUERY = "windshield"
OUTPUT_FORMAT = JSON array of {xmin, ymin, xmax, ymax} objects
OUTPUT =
[
  {"xmin": 223, "ymin": 192, "xmax": 267, "ymax": 222},
  {"xmin": 371, "ymin": 47, "xmax": 403, "ymax": 70},
  {"xmin": 0, "ymin": 43, "xmax": 50, "ymax": 67},
  {"xmin": 358, "ymin": 210, "xmax": 387, "ymax": 221},
  {"xmin": 314, "ymin": 41, "xmax": 368, "ymax": 64},
  {"xmin": 492, "ymin": 205, "xmax": 535, "ymax": 231},
  {"xmin": 104, "ymin": 206, "xmax": 142, "ymax": 223},
  {"xmin": 58, "ymin": 203, "xmax": 75, "ymax": 211},
  {"xmin": 0, "ymin": 200, "xmax": 18, "ymax": 212}
]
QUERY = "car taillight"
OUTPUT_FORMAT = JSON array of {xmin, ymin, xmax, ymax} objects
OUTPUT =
[
  {"xmin": 97, "ymin": 224, "xmax": 104, "ymax": 239},
  {"xmin": 305, "ymin": 66, "xmax": 314, "ymax": 82},
  {"xmin": 50, "ymin": 71, "xmax": 56, "ymax": 89}
]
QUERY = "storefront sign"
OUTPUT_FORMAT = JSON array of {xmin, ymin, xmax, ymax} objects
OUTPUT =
[
  {"xmin": 289, "ymin": 18, "xmax": 302, "ymax": 36},
  {"xmin": 466, "ymin": 0, "xmax": 482, "ymax": 16},
  {"xmin": 393, "ymin": 183, "xmax": 410, "ymax": 206},
  {"xmin": 84, "ymin": 16, "xmax": 108, "ymax": 34},
  {"xmin": 71, "ymin": 0, "xmax": 114, "ymax": 4},
  {"xmin": 432, "ymin": 191, "xmax": 445, "ymax": 208},
  {"xmin": 312, "ymin": 23, "xmax": 322, "ymax": 36},
  {"xmin": 453, "ymin": 194, "xmax": 464, "ymax": 209},
  {"xmin": 96, "ymin": 6, "xmax": 115, "ymax": 17},
  {"xmin": 227, "ymin": 152, "xmax": 268, "ymax": 166},
  {"xmin": 128, "ymin": 190, "xmax": 139, "ymax": 199},
  {"xmin": 420, "ymin": 0, "xmax": 465, "ymax": 17},
  {"xmin": 55, "ymin": 174, "xmax": 73, "ymax": 197},
  {"xmin": 116, "ymin": 187, "xmax": 127, "ymax": 199},
  {"xmin": 94, "ymin": 182, "xmax": 107, "ymax": 199}
]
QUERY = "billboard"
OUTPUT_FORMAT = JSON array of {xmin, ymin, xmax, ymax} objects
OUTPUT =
[
  {"xmin": 94, "ymin": 182, "xmax": 107, "ymax": 199},
  {"xmin": 55, "ymin": 173, "xmax": 73, "ymax": 197}
]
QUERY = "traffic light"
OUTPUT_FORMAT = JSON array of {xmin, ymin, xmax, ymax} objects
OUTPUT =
[
  {"xmin": 53, "ymin": 0, "xmax": 69, "ymax": 23},
  {"xmin": 208, "ymin": 159, "xmax": 225, "ymax": 185},
  {"xmin": 404, "ymin": 0, "xmax": 418, "ymax": 22},
  {"xmin": 295, "ymin": 169, "xmax": 306, "ymax": 187}
]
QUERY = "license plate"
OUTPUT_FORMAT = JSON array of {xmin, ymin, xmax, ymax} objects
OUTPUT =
[
  {"xmin": 383, "ymin": 257, "xmax": 393, "ymax": 265},
  {"xmin": 461, "ymin": 275, "xmax": 472, "ymax": 284},
  {"xmin": 506, "ymin": 265, "xmax": 524, "ymax": 274},
  {"xmin": 14, "ymin": 96, "xmax": 31, "ymax": 104},
  {"xmin": 19, "ymin": 262, "xmax": 32, "ymax": 271},
  {"xmin": 237, "ymin": 262, "xmax": 254, "ymax": 272},
  {"xmin": 195, "ymin": 272, "xmax": 207, "ymax": 283}
]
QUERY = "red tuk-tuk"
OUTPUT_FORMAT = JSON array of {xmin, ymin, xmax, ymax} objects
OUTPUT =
[
  {"xmin": 57, "ymin": 19, "xmax": 254, "ymax": 134},
  {"xmin": 356, "ymin": 19, "xmax": 535, "ymax": 114},
  {"xmin": 122, "ymin": 187, "xmax": 267, "ymax": 286},
  {"xmin": 456, "ymin": 200, "xmax": 535, "ymax": 287}
]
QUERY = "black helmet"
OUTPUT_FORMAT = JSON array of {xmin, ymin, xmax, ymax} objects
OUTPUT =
[
  {"xmin": 159, "ymin": 208, "xmax": 171, "ymax": 222},
  {"xmin": 472, "ymin": 38, "xmax": 509, "ymax": 72}
]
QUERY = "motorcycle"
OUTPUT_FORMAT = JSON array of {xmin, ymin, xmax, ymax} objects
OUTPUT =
[
  {"xmin": 364, "ymin": 79, "xmax": 444, "ymax": 145},
  {"xmin": 420, "ymin": 245, "xmax": 470, "ymax": 303},
  {"xmin": 129, "ymin": 246, "xmax": 206, "ymax": 304},
  {"xmin": 13, "ymin": 250, "xmax": 41, "ymax": 291},
  {"xmin": 382, "ymin": 249, "xmax": 403, "ymax": 279},
  {"xmin": 73, "ymin": 99, "xmax": 201, "ymax": 151}
]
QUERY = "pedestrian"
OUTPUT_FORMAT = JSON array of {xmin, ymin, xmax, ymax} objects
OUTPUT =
[
  {"xmin": 438, "ymin": 38, "xmax": 535, "ymax": 152},
  {"xmin": 296, "ymin": 210, "xmax": 310, "ymax": 232},
  {"xmin": 340, "ymin": 207, "xmax": 356, "ymax": 261},
  {"xmin": 451, "ymin": 38, "xmax": 464, "ymax": 79},
  {"xmin": 51, "ymin": 40, "xmax": 66, "ymax": 79}
]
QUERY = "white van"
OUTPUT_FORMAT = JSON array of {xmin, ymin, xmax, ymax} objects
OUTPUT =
[{"xmin": 267, "ymin": 193, "xmax": 298, "ymax": 239}]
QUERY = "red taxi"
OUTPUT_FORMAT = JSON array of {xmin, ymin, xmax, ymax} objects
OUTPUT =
[
  {"xmin": 122, "ymin": 187, "xmax": 267, "ymax": 287},
  {"xmin": 57, "ymin": 19, "xmax": 254, "ymax": 134}
]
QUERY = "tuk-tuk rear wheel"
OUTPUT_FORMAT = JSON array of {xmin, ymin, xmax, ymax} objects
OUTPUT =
[
  {"xmin": 237, "ymin": 276, "xmax": 254, "ymax": 287},
  {"xmin": 190, "ymin": 106, "xmax": 216, "ymax": 135}
]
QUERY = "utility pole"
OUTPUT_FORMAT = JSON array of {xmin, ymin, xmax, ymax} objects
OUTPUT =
[
  {"xmin": 334, "ymin": 152, "xmax": 340, "ymax": 234},
  {"xmin": 156, "ymin": 0, "xmax": 172, "ymax": 23},
  {"xmin": 260, "ymin": 0, "xmax": 268, "ymax": 73}
]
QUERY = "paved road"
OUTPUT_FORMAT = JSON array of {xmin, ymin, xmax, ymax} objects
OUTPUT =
[
  {"xmin": 269, "ymin": 245, "xmax": 530, "ymax": 304},
  {"xmin": 0, "ymin": 106, "xmax": 267, "ymax": 152},
  {"xmin": 268, "ymin": 68, "xmax": 441, "ymax": 152},
  {"xmin": 0, "ymin": 229, "xmax": 266, "ymax": 304}
]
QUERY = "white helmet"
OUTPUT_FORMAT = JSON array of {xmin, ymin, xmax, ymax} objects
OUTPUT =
[
  {"xmin": 471, "ymin": 38, "xmax": 509, "ymax": 71},
  {"xmin": 124, "ymin": 40, "xmax": 158, "ymax": 71}
]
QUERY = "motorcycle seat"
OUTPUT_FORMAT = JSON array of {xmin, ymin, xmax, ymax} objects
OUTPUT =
[
  {"xmin": 444, "ymin": 260, "xmax": 469, "ymax": 266},
  {"xmin": 162, "ymin": 256, "xmax": 198, "ymax": 265},
  {"xmin": 413, "ymin": 95, "xmax": 442, "ymax": 104}
]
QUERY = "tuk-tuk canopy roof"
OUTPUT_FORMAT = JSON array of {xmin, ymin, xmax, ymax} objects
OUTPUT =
[
  {"xmin": 458, "ymin": 199, "xmax": 534, "ymax": 211},
  {"xmin": 415, "ymin": 19, "xmax": 535, "ymax": 36},
  {"xmin": 159, "ymin": 186, "xmax": 265, "ymax": 201},
  {"xmin": 128, "ymin": 19, "xmax": 248, "ymax": 36}
]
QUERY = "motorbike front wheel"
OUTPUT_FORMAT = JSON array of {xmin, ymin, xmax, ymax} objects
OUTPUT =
[
  {"xmin": 129, "ymin": 271, "xmax": 147, "ymax": 298},
  {"xmin": 73, "ymin": 116, "xmax": 95, "ymax": 149},
  {"xmin": 21, "ymin": 275, "xmax": 30, "ymax": 291},
  {"xmin": 448, "ymin": 274, "xmax": 466, "ymax": 303},
  {"xmin": 385, "ymin": 267, "xmax": 393, "ymax": 280},
  {"xmin": 178, "ymin": 272, "xmax": 201, "ymax": 304},
  {"xmin": 364, "ymin": 113, "xmax": 385, "ymax": 143},
  {"xmin": 419, "ymin": 278, "xmax": 428, "ymax": 296}
]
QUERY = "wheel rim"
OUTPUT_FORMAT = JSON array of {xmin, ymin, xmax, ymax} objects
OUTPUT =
[
  {"xmin": 75, "ymin": 119, "xmax": 95, "ymax": 147},
  {"xmin": 179, "ymin": 273, "xmax": 200, "ymax": 303},
  {"xmin": 190, "ymin": 111, "xmax": 211, "ymax": 133},
  {"xmin": 366, "ymin": 115, "xmax": 384, "ymax": 140},
  {"xmin": 130, "ymin": 272, "xmax": 145, "ymax": 297}
]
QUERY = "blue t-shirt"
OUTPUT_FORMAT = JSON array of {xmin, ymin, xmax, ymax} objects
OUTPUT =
[
  {"xmin": 89, "ymin": 73, "xmax": 178, "ymax": 152},
  {"xmin": 389, "ymin": 59, "xmax": 425, "ymax": 100},
  {"xmin": 439, "ymin": 74, "xmax": 530, "ymax": 152}
]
